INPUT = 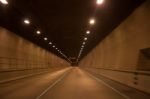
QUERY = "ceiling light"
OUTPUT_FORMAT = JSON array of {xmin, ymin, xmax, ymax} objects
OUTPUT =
[
  {"xmin": 44, "ymin": 37, "xmax": 48, "ymax": 41},
  {"xmin": 53, "ymin": 45, "xmax": 55, "ymax": 48},
  {"xmin": 0, "ymin": 0, "xmax": 8, "ymax": 5},
  {"xmin": 36, "ymin": 30, "xmax": 41, "ymax": 34},
  {"xmin": 96, "ymin": 0, "xmax": 104, "ymax": 5},
  {"xmin": 49, "ymin": 42, "xmax": 52, "ymax": 45},
  {"xmin": 24, "ymin": 19, "xmax": 30, "ymax": 25},
  {"xmin": 89, "ymin": 18, "xmax": 95, "ymax": 25},
  {"xmin": 83, "ymin": 42, "xmax": 86, "ymax": 45},
  {"xmin": 86, "ymin": 30, "xmax": 90, "ymax": 34},
  {"xmin": 81, "ymin": 45, "xmax": 84, "ymax": 48},
  {"xmin": 56, "ymin": 48, "xmax": 58, "ymax": 50},
  {"xmin": 84, "ymin": 37, "xmax": 87, "ymax": 41}
]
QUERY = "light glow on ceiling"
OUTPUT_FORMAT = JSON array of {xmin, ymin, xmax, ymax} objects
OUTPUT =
[
  {"xmin": 96, "ymin": 0, "xmax": 104, "ymax": 5},
  {"xmin": 49, "ymin": 42, "xmax": 52, "ymax": 45},
  {"xmin": 84, "ymin": 37, "xmax": 87, "ymax": 41},
  {"xmin": 24, "ymin": 19, "xmax": 30, "ymax": 25},
  {"xmin": 36, "ymin": 30, "xmax": 41, "ymax": 35},
  {"xmin": 89, "ymin": 18, "xmax": 95, "ymax": 25},
  {"xmin": 0, "ymin": 0, "xmax": 8, "ymax": 5},
  {"xmin": 86, "ymin": 30, "xmax": 90, "ymax": 34},
  {"xmin": 44, "ymin": 37, "xmax": 48, "ymax": 41}
]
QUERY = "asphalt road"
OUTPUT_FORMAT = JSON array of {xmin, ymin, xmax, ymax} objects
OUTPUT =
[
  {"xmin": 0, "ymin": 67, "xmax": 149, "ymax": 99},
  {"xmin": 0, "ymin": 67, "xmax": 71, "ymax": 99}
]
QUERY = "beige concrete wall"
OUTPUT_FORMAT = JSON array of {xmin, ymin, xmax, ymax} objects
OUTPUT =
[
  {"xmin": 84, "ymin": 68, "xmax": 150, "ymax": 94},
  {"xmin": 0, "ymin": 27, "xmax": 70, "ymax": 71},
  {"xmin": 79, "ymin": 0, "xmax": 150, "ymax": 71},
  {"xmin": 79, "ymin": 0, "xmax": 150, "ymax": 94}
]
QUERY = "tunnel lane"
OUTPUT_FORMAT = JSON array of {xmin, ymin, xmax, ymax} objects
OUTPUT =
[
  {"xmin": 0, "ymin": 67, "xmax": 72, "ymax": 99},
  {"xmin": 1, "ymin": 67, "xmax": 149, "ymax": 99},
  {"xmin": 37, "ymin": 67, "xmax": 128, "ymax": 99}
]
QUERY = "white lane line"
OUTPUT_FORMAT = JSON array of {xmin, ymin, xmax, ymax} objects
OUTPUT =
[
  {"xmin": 35, "ymin": 68, "xmax": 71, "ymax": 99},
  {"xmin": 85, "ymin": 70, "xmax": 130, "ymax": 99}
]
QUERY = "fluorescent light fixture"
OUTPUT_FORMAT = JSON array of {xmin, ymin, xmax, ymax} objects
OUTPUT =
[
  {"xmin": 36, "ymin": 30, "xmax": 41, "ymax": 34},
  {"xmin": 96, "ymin": 0, "xmax": 104, "ymax": 5},
  {"xmin": 89, "ymin": 18, "xmax": 95, "ymax": 25},
  {"xmin": 49, "ymin": 42, "xmax": 52, "ymax": 45},
  {"xmin": 24, "ymin": 19, "xmax": 30, "ymax": 24},
  {"xmin": 86, "ymin": 30, "xmax": 90, "ymax": 34},
  {"xmin": 44, "ymin": 37, "xmax": 48, "ymax": 41},
  {"xmin": 84, "ymin": 37, "xmax": 87, "ymax": 41},
  {"xmin": 81, "ymin": 45, "xmax": 84, "ymax": 48},
  {"xmin": 0, "ymin": 0, "xmax": 8, "ymax": 5}
]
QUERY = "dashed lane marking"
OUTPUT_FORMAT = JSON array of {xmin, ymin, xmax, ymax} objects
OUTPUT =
[{"xmin": 35, "ymin": 68, "xmax": 72, "ymax": 99}]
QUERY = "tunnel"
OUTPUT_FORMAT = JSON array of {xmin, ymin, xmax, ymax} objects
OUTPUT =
[{"xmin": 0, "ymin": 0, "xmax": 150, "ymax": 99}]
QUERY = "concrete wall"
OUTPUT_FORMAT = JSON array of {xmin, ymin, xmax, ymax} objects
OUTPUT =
[
  {"xmin": 0, "ymin": 26, "xmax": 69, "ymax": 72},
  {"xmin": 80, "ymin": 0, "xmax": 150, "ymax": 71},
  {"xmin": 84, "ymin": 67, "xmax": 150, "ymax": 93},
  {"xmin": 79, "ymin": 0, "xmax": 150, "ymax": 93}
]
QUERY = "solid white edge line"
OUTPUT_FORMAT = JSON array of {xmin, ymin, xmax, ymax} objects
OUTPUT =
[
  {"xmin": 35, "ymin": 68, "xmax": 71, "ymax": 99},
  {"xmin": 85, "ymin": 70, "xmax": 130, "ymax": 99}
]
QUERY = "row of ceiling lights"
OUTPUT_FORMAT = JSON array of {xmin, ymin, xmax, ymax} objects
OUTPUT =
[
  {"xmin": 76, "ymin": 0, "xmax": 104, "ymax": 63},
  {"xmin": 24, "ymin": 20, "xmax": 72, "ymax": 63},
  {"xmin": 0, "ymin": 0, "xmax": 72, "ymax": 63}
]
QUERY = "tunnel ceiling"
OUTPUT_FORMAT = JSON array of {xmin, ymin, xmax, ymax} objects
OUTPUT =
[{"xmin": 0, "ymin": 0, "xmax": 145, "ymax": 63}]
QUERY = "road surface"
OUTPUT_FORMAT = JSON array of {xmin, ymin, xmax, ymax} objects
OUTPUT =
[{"xmin": 0, "ymin": 67, "xmax": 149, "ymax": 99}]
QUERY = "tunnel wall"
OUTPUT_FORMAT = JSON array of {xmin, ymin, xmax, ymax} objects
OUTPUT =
[
  {"xmin": 0, "ymin": 27, "xmax": 70, "ymax": 82},
  {"xmin": 79, "ymin": 0, "xmax": 150, "ymax": 93}
]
